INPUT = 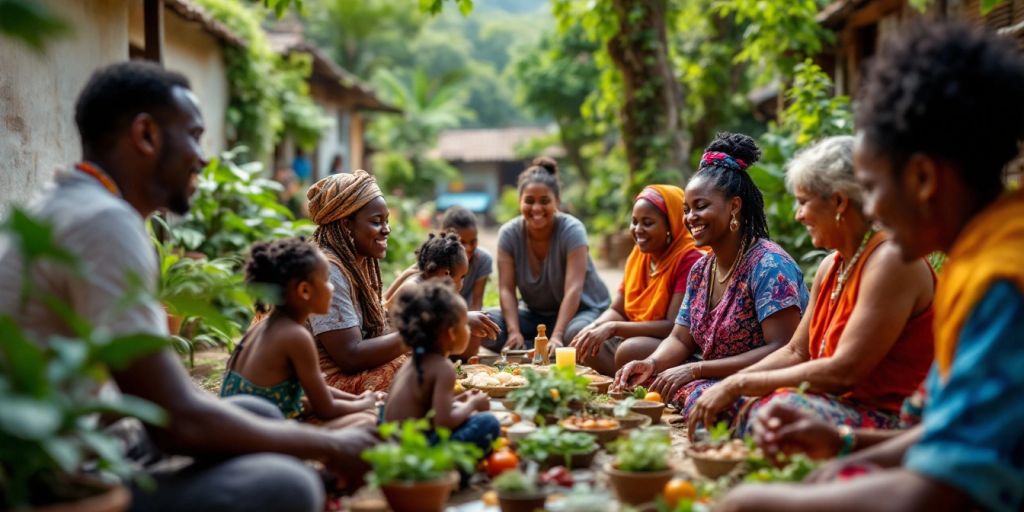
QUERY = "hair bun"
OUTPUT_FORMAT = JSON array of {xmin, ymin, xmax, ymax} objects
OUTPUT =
[
  {"xmin": 705, "ymin": 132, "xmax": 761, "ymax": 168},
  {"xmin": 531, "ymin": 156, "xmax": 559, "ymax": 176}
]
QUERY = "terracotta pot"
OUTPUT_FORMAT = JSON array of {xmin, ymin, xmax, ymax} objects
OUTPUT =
[
  {"xmin": 604, "ymin": 463, "xmax": 674, "ymax": 506},
  {"xmin": 380, "ymin": 472, "xmax": 457, "ymax": 512},
  {"xmin": 35, "ymin": 480, "xmax": 130, "ymax": 512},
  {"xmin": 585, "ymin": 375, "xmax": 613, "ymax": 394},
  {"xmin": 497, "ymin": 491, "xmax": 547, "ymax": 512},
  {"xmin": 560, "ymin": 420, "xmax": 621, "ymax": 447}
]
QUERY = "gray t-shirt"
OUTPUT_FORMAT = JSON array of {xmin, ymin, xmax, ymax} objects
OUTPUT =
[
  {"xmin": 0, "ymin": 170, "xmax": 166, "ymax": 340},
  {"xmin": 459, "ymin": 246, "xmax": 493, "ymax": 305},
  {"xmin": 308, "ymin": 265, "xmax": 362, "ymax": 336},
  {"xmin": 498, "ymin": 212, "xmax": 610, "ymax": 316}
]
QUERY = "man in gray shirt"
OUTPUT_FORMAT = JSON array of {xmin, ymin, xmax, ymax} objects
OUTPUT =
[{"xmin": 0, "ymin": 62, "xmax": 374, "ymax": 511}]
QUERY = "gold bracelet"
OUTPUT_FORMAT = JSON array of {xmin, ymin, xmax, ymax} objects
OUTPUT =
[{"xmin": 692, "ymin": 363, "xmax": 702, "ymax": 380}]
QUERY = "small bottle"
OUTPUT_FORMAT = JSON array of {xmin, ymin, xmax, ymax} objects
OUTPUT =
[{"xmin": 533, "ymin": 324, "xmax": 550, "ymax": 365}]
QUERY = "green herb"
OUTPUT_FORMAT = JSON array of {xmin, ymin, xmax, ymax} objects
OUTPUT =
[
  {"xmin": 454, "ymin": 361, "xmax": 465, "ymax": 379},
  {"xmin": 708, "ymin": 420, "xmax": 731, "ymax": 443},
  {"xmin": 632, "ymin": 385, "xmax": 648, "ymax": 399},
  {"xmin": 796, "ymin": 381, "xmax": 811, "ymax": 395},
  {"xmin": 609, "ymin": 428, "xmax": 672, "ymax": 472},
  {"xmin": 362, "ymin": 418, "xmax": 481, "ymax": 486},
  {"xmin": 507, "ymin": 367, "xmax": 591, "ymax": 422},
  {"xmin": 744, "ymin": 453, "xmax": 818, "ymax": 483},
  {"xmin": 613, "ymin": 397, "xmax": 637, "ymax": 418},
  {"xmin": 517, "ymin": 426, "xmax": 597, "ymax": 467},
  {"xmin": 492, "ymin": 469, "xmax": 537, "ymax": 494}
]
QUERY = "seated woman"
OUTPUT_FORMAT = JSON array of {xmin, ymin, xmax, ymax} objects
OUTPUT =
[
  {"xmin": 614, "ymin": 132, "xmax": 809, "ymax": 421},
  {"xmin": 442, "ymin": 206, "xmax": 493, "ymax": 312},
  {"xmin": 221, "ymin": 238, "xmax": 378, "ymax": 427},
  {"xmin": 305, "ymin": 170, "xmax": 407, "ymax": 393},
  {"xmin": 485, "ymin": 157, "xmax": 611, "ymax": 356},
  {"xmin": 570, "ymin": 185, "xmax": 703, "ymax": 376},
  {"xmin": 716, "ymin": 22, "xmax": 1024, "ymax": 512},
  {"xmin": 686, "ymin": 136, "xmax": 935, "ymax": 436}
]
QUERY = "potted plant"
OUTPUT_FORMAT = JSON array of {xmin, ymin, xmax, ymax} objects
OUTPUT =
[
  {"xmin": 493, "ymin": 469, "xmax": 547, "ymax": 512},
  {"xmin": 507, "ymin": 366, "xmax": 591, "ymax": 425},
  {"xmin": 362, "ymin": 418, "xmax": 481, "ymax": 512},
  {"xmin": 516, "ymin": 426, "xmax": 598, "ymax": 470},
  {"xmin": 0, "ymin": 209, "xmax": 171, "ymax": 511},
  {"xmin": 605, "ymin": 428, "xmax": 676, "ymax": 506}
]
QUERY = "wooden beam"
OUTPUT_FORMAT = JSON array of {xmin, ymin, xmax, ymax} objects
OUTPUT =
[{"xmin": 144, "ymin": 0, "xmax": 164, "ymax": 64}]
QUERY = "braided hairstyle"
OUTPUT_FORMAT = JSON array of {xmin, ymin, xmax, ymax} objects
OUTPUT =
[
  {"xmin": 244, "ymin": 237, "xmax": 321, "ymax": 314},
  {"xmin": 416, "ymin": 231, "xmax": 468, "ymax": 276},
  {"xmin": 517, "ymin": 156, "xmax": 561, "ymax": 200},
  {"xmin": 312, "ymin": 220, "xmax": 388, "ymax": 338},
  {"xmin": 390, "ymin": 280, "xmax": 466, "ymax": 385},
  {"xmin": 694, "ymin": 132, "xmax": 770, "ymax": 243}
]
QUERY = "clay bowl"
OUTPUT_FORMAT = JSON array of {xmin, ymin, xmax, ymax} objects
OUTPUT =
[
  {"xmin": 614, "ymin": 412, "xmax": 652, "ymax": 431},
  {"xmin": 686, "ymin": 445, "xmax": 745, "ymax": 479},
  {"xmin": 560, "ymin": 418, "xmax": 622, "ymax": 447},
  {"xmin": 584, "ymin": 374, "xmax": 614, "ymax": 394},
  {"xmin": 461, "ymin": 381, "xmax": 525, "ymax": 398},
  {"xmin": 538, "ymin": 446, "xmax": 599, "ymax": 470},
  {"xmin": 603, "ymin": 463, "xmax": 675, "ymax": 506},
  {"xmin": 630, "ymin": 400, "xmax": 666, "ymax": 424}
]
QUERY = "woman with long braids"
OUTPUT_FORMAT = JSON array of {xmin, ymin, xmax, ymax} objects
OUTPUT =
[
  {"xmin": 613, "ymin": 133, "xmax": 809, "ymax": 422},
  {"xmin": 306, "ymin": 170, "xmax": 407, "ymax": 393}
]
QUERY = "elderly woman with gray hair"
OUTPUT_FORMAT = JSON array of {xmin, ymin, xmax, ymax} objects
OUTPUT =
[{"xmin": 685, "ymin": 136, "xmax": 937, "ymax": 438}]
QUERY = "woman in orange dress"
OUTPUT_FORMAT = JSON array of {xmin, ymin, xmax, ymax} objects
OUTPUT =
[
  {"xmin": 570, "ymin": 185, "xmax": 703, "ymax": 376},
  {"xmin": 687, "ymin": 136, "xmax": 935, "ymax": 436}
]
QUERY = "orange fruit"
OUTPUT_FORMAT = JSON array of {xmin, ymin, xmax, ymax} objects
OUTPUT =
[
  {"xmin": 482, "ymin": 490, "xmax": 498, "ymax": 506},
  {"xmin": 644, "ymin": 391, "xmax": 663, "ymax": 403},
  {"xmin": 486, "ymin": 449, "xmax": 519, "ymax": 478},
  {"xmin": 663, "ymin": 478, "xmax": 697, "ymax": 507}
]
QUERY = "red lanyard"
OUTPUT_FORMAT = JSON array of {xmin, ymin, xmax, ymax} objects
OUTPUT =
[{"xmin": 75, "ymin": 162, "xmax": 120, "ymax": 196}]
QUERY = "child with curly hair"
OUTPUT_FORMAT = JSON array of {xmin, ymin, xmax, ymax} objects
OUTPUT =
[
  {"xmin": 384, "ymin": 231, "xmax": 469, "ymax": 309},
  {"xmin": 383, "ymin": 280, "xmax": 499, "ymax": 453},
  {"xmin": 221, "ymin": 237, "xmax": 380, "ymax": 427}
]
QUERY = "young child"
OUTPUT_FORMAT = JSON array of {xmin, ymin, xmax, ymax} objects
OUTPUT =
[
  {"xmin": 383, "ymin": 231, "xmax": 469, "ymax": 310},
  {"xmin": 383, "ymin": 281, "xmax": 499, "ymax": 454},
  {"xmin": 220, "ymin": 237, "xmax": 378, "ymax": 427},
  {"xmin": 441, "ymin": 206, "xmax": 493, "ymax": 311}
]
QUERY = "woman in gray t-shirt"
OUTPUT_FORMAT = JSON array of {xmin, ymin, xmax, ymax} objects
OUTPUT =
[{"xmin": 485, "ymin": 158, "xmax": 610, "ymax": 355}]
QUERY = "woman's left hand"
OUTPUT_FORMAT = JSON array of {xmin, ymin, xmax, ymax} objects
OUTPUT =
[
  {"xmin": 688, "ymin": 378, "xmax": 740, "ymax": 440},
  {"xmin": 649, "ymin": 363, "xmax": 700, "ymax": 404},
  {"xmin": 570, "ymin": 322, "xmax": 615, "ymax": 359}
]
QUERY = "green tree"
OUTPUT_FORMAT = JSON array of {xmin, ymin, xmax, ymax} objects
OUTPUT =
[
  {"xmin": 512, "ymin": 22, "xmax": 601, "ymax": 180},
  {"xmin": 305, "ymin": 0, "xmax": 426, "ymax": 78}
]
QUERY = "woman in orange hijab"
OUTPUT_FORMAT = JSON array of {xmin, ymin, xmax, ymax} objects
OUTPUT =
[{"xmin": 571, "ymin": 185, "xmax": 703, "ymax": 376}]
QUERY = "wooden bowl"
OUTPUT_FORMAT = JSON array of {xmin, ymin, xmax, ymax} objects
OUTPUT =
[
  {"xmin": 584, "ymin": 374, "xmax": 614, "ymax": 394},
  {"xmin": 686, "ymin": 446, "xmax": 744, "ymax": 479},
  {"xmin": 608, "ymin": 389, "xmax": 630, "ymax": 400},
  {"xmin": 460, "ymin": 381, "xmax": 525, "ymax": 398},
  {"xmin": 614, "ymin": 412, "xmax": 652, "ymax": 430},
  {"xmin": 630, "ymin": 400, "xmax": 666, "ymax": 424}
]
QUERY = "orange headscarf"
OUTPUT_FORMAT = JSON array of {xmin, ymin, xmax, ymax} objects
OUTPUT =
[
  {"xmin": 622, "ymin": 185, "xmax": 700, "ymax": 322},
  {"xmin": 934, "ymin": 189, "xmax": 1024, "ymax": 378}
]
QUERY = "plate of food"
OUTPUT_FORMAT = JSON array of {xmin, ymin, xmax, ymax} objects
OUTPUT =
[{"xmin": 461, "ymin": 371, "xmax": 527, "ymax": 397}]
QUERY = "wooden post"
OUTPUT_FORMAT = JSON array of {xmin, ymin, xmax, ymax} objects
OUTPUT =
[{"xmin": 144, "ymin": 0, "xmax": 164, "ymax": 64}]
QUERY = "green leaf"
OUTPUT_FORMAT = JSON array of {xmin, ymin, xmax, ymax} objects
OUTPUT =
[
  {"xmin": 981, "ymin": 0, "xmax": 1006, "ymax": 15},
  {"xmin": 0, "ymin": 0, "xmax": 72, "ymax": 52},
  {"xmin": 0, "ymin": 316, "xmax": 47, "ymax": 393},
  {"xmin": 3, "ymin": 208, "xmax": 78, "ymax": 269},
  {"xmin": 0, "ymin": 397, "xmax": 61, "ymax": 439},
  {"xmin": 92, "ymin": 333, "xmax": 171, "ymax": 370},
  {"xmin": 42, "ymin": 437, "xmax": 82, "ymax": 473}
]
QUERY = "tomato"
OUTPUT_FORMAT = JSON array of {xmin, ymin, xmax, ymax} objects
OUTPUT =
[
  {"xmin": 644, "ymin": 391, "xmax": 663, "ymax": 403},
  {"xmin": 486, "ymin": 449, "xmax": 519, "ymax": 478},
  {"xmin": 663, "ymin": 478, "xmax": 697, "ymax": 507}
]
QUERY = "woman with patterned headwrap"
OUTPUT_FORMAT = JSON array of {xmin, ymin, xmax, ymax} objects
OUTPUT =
[
  {"xmin": 306, "ymin": 170, "xmax": 407, "ymax": 393},
  {"xmin": 570, "ymin": 185, "xmax": 704, "ymax": 376}
]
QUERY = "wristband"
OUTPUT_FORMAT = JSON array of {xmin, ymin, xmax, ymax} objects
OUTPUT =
[{"xmin": 837, "ymin": 424, "xmax": 855, "ymax": 456}]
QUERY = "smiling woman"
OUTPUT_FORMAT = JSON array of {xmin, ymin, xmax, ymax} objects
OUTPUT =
[
  {"xmin": 485, "ymin": 157, "xmax": 611, "ymax": 357},
  {"xmin": 613, "ymin": 133, "xmax": 809, "ymax": 422},
  {"xmin": 305, "ymin": 170, "xmax": 408, "ymax": 393}
]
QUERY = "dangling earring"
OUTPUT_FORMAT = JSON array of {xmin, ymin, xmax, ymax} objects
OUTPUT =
[
  {"xmin": 835, "ymin": 211, "xmax": 842, "ymax": 224},
  {"xmin": 730, "ymin": 213, "xmax": 739, "ymax": 232},
  {"xmin": 346, "ymin": 229, "xmax": 355, "ymax": 247},
  {"xmin": 667, "ymin": 232, "xmax": 673, "ymax": 244}
]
